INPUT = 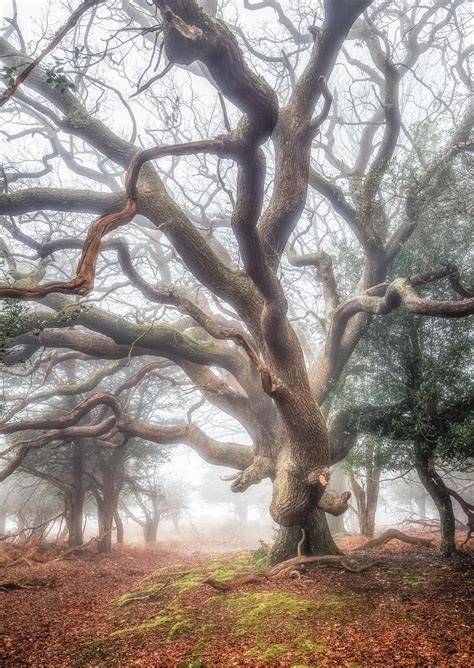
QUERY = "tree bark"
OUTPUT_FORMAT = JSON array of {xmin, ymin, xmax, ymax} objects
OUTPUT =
[
  {"xmin": 364, "ymin": 468, "xmax": 381, "ymax": 539},
  {"xmin": 114, "ymin": 511, "xmax": 124, "ymax": 544},
  {"xmin": 415, "ymin": 443, "xmax": 456, "ymax": 557},
  {"xmin": 67, "ymin": 442, "xmax": 85, "ymax": 548},
  {"xmin": 97, "ymin": 480, "xmax": 116, "ymax": 554},
  {"xmin": 348, "ymin": 457, "xmax": 381, "ymax": 539},
  {"xmin": 143, "ymin": 517, "xmax": 159, "ymax": 543},
  {"xmin": 268, "ymin": 508, "xmax": 341, "ymax": 565},
  {"xmin": 96, "ymin": 447, "xmax": 125, "ymax": 554}
]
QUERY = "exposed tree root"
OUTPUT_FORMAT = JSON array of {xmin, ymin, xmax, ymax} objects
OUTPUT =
[
  {"xmin": 353, "ymin": 529, "xmax": 434, "ymax": 551},
  {"xmin": 204, "ymin": 554, "xmax": 384, "ymax": 591},
  {"xmin": 115, "ymin": 581, "xmax": 171, "ymax": 606},
  {"xmin": 204, "ymin": 528, "xmax": 435, "ymax": 591},
  {"xmin": 204, "ymin": 574, "xmax": 269, "ymax": 591},
  {"xmin": 203, "ymin": 529, "xmax": 384, "ymax": 591}
]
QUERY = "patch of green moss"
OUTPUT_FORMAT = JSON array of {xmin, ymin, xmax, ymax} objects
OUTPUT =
[
  {"xmin": 170, "ymin": 573, "xmax": 204, "ymax": 592},
  {"xmin": 211, "ymin": 552, "xmax": 254, "ymax": 570},
  {"xmin": 106, "ymin": 553, "xmax": 341, "ymax": 665},
  {"xmin": 294, "ymin": 638, "xmax": 326, "ymax": 653},
  {"xmin": 168, "ymin": 620, "xmax": 192, "ymax": 640},
  {"xmin": 109, "ymin": 603, "xmax": 188, "ymax": 639},
  {"xmin": 247, "ymin": 636, "xmax": 327, "ymax": 663},
  {"xmin": 112, "ymin": 581, "xmax": 167, "ymax": 607},
  {"xmin": 258, "ymin": 643, "xmax": 290, "ymax": 661},
  {"xmin": 223, "ymin": 591, "xmax": 312, "ymax": 636},
  {"xmin": 109, "ymin": 613, "xmax": 171, "ymax": 638},
  {"xmin": 253, "ymin": 555, "xmax": 269, "ymax": 569},
  {"xmin": 113, "ymin": 554, "xmax": 257, "ymax": 606},
  {"xmin": 199, "ymin": 622, "xmax": 218, "ymax": 636},
  {"xmin": 318, "ymin": 594, "xmax": 344, "ymax": 609}
]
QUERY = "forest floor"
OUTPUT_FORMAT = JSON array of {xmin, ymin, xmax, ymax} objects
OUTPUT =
[{"xmin": 1, "ymin": 533, "xmax": 472, "ymax": 668}]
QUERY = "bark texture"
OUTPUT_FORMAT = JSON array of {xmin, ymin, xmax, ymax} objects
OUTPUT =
[{"xmin": 415, "ymin": 443, "xmax": 457, "ymax": 557}]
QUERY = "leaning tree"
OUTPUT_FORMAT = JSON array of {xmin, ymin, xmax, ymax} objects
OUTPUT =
[{"xmin": 0, "ymin": 0, "xmax": 472, "ymax": 561}]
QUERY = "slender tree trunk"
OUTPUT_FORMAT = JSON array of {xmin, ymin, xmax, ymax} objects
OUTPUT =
[
  {"xmin": 96, "ymin": 496, "xmax": 104, "ymax": 536},
  {"xmin": 114, "ymin": 511, "xmax": 124, "ymax": 544},
  {"xmin": 97, "ymin": 482, "xmax": 116, "ymax": 555},
  {"xmin": 365, "ymin": 467, "xmax": 381, "ymax": 539},
  {"xmin": 97, "ymin": 448, "xmax": 125, "ymax": 554},
  {"xmin": 327, "ymin": 464, "xmax": 349, "ymax": 535},
  {"xmin": 268, "ymin": 508, "xmax": 341, "ymax": 565},
  {"xmin": 415, "ymin": 493, "xmax": 427, "ymax": 518},
  {"xmin": 57, "ymin": 517, "xmax": 68, "ymax": 545},
  {"xmin": 234, "ymin": 499, "xmax": 248, "ymax": 526},
  {"xmin": 171, "ymin": 514, "xmax": 180, "ymax": 534},
  {"xmin": 68, "ymin": 443, "xmax": 85, "ymax": 548},
  {"xmin": 348, "ymin": 469, "xmax": 368, "ymax": 536},
  {"xmin": 415, "ymin": 443, "xmax": 456, "ymax": 557},
  {"xmin": 348, "ymin": 460, "xmax": 381, "ymax": 539},
  {"xmin": 0, "ymin": 506, "xmax": 7, "ymax": 534}
]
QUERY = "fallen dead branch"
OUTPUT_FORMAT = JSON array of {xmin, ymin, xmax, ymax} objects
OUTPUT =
[
  {"xmin": 51, "ymin": 529, "xmax": 114, "ymax": 561},
  {"xmin": 0, "ymin": 577, "xmax": 55, "ymax": 591},
  {"xmin": 0, "ymin": 529, "xmax": 114, "ymax": 568},
  {"xmin": 0, "ymin": 514, "xmax": 63, "ymax": 544}
]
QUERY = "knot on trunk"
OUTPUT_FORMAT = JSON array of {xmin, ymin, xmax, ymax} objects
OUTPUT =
[
  {"xmin": 317, "ymin": 489, "xmax": 351, "ymax": 516},
  {"xmin": 227, "ymin": 456, "xmax": 274, "ymax": 493}
]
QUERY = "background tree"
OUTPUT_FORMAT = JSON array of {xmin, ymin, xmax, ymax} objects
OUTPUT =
[{"xmin": 120, "ymin": 456, "xmax": 186, "ymax": 544}]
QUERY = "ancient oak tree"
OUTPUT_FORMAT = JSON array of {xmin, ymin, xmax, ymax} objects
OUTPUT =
[{"xmin": 0, "ymin": 0, "xmax": 472, "ymax": 560}]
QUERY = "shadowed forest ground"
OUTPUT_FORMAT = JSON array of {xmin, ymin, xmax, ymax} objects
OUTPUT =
[{"xmin": 1, "ymin": 534, "xmax": 472, "ymax": 667}]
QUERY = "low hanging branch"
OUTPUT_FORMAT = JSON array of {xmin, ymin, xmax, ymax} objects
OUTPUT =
[{"xmin": 0, "ymin": 390, "xmax": 253, "ymax": 481}]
